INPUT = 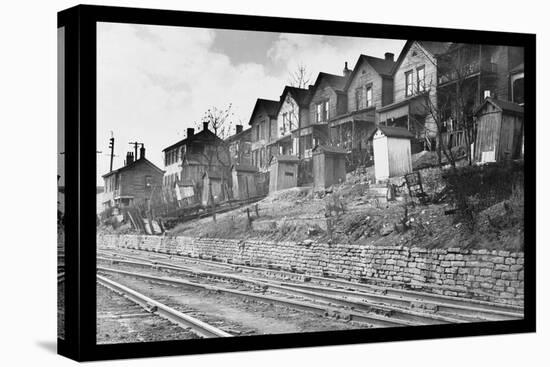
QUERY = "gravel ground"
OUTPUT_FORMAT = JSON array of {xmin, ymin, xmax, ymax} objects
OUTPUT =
[{"xmin": 97, "ymin": 283, "xmax": 200, "ymax": 344}]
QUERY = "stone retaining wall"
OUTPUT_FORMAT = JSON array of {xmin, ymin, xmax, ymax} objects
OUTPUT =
[{"xmin": 98, "ymin": 234, "xmax": 524, "ymax": 306}]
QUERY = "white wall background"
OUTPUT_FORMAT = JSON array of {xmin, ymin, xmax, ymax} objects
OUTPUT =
[{"xmin": 0, "ymin": 0, "xmax": 547, "ymax": 366}]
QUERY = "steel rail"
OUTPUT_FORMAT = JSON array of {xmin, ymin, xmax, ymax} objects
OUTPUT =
[
  {"xmin": 98, "ymin": 267, "xmax": 412, "ymax": 328},
  {"xmin": 98, "ymin": 248, "xmax": 523, "ymax": 316},
  {"xmin": 97, "ymin": 274, "xmax": 232, "ymax": 338},
  {"xmin": 97, "ymin": 256, "xmax": 468, "ymax": 324}
]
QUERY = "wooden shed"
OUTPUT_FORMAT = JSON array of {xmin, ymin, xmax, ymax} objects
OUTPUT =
[
  {"xmin": 174, "ymin": 179, "xmax": 196, "ymax": 207},
  {"xmin": 371, "ymin": 125, "xmax": 414, "ymax": 181},
  {"xmin": 268, "ymin": 155, "xmax": 299, "ymax": 193},
  {"xmin": 312, "ymin": 145, "xmax": 348, "ymax": 191},
  {"xmin": 474, "ymin": 98, "xmax": 524, "ymax": 163},
  {"xmin": 231, "ymin": 164, "xmax": 259, "ymax": 200},
  {"xmin": 201, "ymin": 171, "xmax": 226, "ymax": 206}
]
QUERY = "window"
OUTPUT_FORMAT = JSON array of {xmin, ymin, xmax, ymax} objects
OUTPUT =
[
  {"xmin": 145, "ymin": 175, "xmax": 152, "ymax": 189},
  {"xmin": 355, "ymin": 87, "xmax": 365, "ymax": 110},
  {"xmin": 315, "ymin": 100, "xmax": 329, "ymax": 123},
  {"xmin": 366, "ymin": 85, "xmax": 373, "ymax": 107},
  {"xmin": 417, "ymin": 66, "xmax": 425, "ymax": 92},
  {"xmin": 483, "ymin": 90, "xmax": 492, "ymax": 99},
  {"xmin": 282, "ymin": 112, "xmax": 288, "ymax": 134},
  {"xmin": 405, "ymin": 70, "xmax": 414, "ymax": 96}
]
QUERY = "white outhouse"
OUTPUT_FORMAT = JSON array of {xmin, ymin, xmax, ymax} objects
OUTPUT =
[{"xmin": 371, "ymin": 126, "xmax": 414, "ymax": 181}]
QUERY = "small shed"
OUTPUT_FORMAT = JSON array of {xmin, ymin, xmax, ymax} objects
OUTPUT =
[
  {"xmin": 371, "ymin": 125, "xmax": 414, "ymax": 181},
  {"xmin": 312, "ymin": 145, "xmax": 348, "ymax": 190},
  {"xmin": 201, "ymin": 171, "xmax": 226, "ymax": 206},
  {"xmin": 231, "ymin": 164, "xmax": 259, "ymax": 200},
  {"xmin": 474, "ymin": 98, "xmax": 524, "ymax": 163},
  {"xmin": 268, "ymin": 155, "xmax": 299, "ymax": 193},
  {"xmin": 174, "ymin": 179, "xmax": 196, "ymax": 206}
]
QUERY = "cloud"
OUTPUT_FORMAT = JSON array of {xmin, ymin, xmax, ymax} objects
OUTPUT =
[
  {"xmin": 267, "ymin": 33, "xmax": 405, "ymax": 81},
  {"xmin": 97, "ymin": 23, "xmax": 283, "ymax": 183},
  {"xmin": 96, "ymin": 23, "xmax": 405, "ymax": 184}
]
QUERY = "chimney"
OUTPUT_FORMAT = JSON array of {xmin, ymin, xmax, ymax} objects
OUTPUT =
[
  {"xmin": 236, "ymin": 124, "xmax": 243, "ymax": 134},
  {"xmin": 187, "ymin": 127, "xmax": 194, "ymax": 138},
  {"xmin": 385, "ymin": 52, "xmax": 395, "ymax": 62},
  {"xmin": 343, "ymin": 61, "xmax": 352, "ymax": 78},
  {"xmin": 203, "ymin": 121, "xmax": 209, "ymax": 131},
  {"xmin": 126, "ymin": 151, "xmax": 134, "ymax": 166},
  {"xmin": 139, "ymin": 144, "xmax": 145, "ymax": 159}
]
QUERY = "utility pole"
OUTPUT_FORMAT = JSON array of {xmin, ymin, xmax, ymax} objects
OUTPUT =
[
  {"xmin": 128, "ymin": 141, "xmax": 143, "ymax": 160},
  {"xmin": 108, "ymin": 134, "xmax": 115, "ymax": 172}
]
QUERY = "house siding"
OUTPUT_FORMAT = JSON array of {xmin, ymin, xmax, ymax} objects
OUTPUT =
[{"xmin": 346, "ymin": 58, "xmax": 384, "ymax": 112}]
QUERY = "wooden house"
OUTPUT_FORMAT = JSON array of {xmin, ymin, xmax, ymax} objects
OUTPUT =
[
  {"xmin": 312, "ymin": 145, "xmax": 348, "ymax": 191},
  {"xmin": 225, "ymin": 124, "xmax": 252, "ymax": 166},
  {"xmin": 231, "ymin": 164, "xmax": 259, "ymax": 200},
  {"xmin": 102, "ymin": 146, "xmax": 164, "ymax": 210},
  {"xmin": 328, "ymin": 54, "xmax": 395, "ymax": 164},
  {"xmin": 435, "ymin": 43, "xmax": 524, "ymax": 149},
  {"xmin": 377, "ymin": 41, "xmax": 451, "ymax": 152},
  {"xmin": 268, "ymin": 155, "xmax": 299, "ymax": 193},
  {"xmin": 249, "ymin": 98, "xmax": 280, "ymax": 172},
  {"xmin": 274, "ymin": 86, "xmax": 311, "ymax": 158},
  {"xmin": 371, "ymin": 126, "xmax": 414, "ymax": 181},
  {"xmin": 473, "ymin": 98, "xmax": 524, "ymax": 163},
  {"xmin": 162, "ymin": 122, "xmax": 229, "ymax": 189}
]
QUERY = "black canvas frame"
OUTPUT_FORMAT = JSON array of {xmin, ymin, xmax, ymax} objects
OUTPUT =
[{"xmin": 57, "ymin": 4, "xmax": 536, "ymax": 362}]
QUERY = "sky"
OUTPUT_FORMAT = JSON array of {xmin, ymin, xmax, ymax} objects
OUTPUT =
[{"xmin": 96, "ymin": 22, "xmax": 406, "ymax": 185}]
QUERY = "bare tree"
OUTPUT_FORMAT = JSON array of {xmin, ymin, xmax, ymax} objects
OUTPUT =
[
  {"xmin": 411, "ymin": 43, "xmax": 482, "ymax": 168},
  {"xmin": 200, "ymin": 103, "xmax": 235, "ymax": 139},
  {"xmin": 288, "ymin": 63, "xmax": 312, "ymax": 89}
]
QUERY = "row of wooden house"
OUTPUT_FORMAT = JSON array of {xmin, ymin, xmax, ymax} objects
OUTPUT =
[{"xmin": 101, "ymin": 40, "xmax": 525, "ymax": 212}]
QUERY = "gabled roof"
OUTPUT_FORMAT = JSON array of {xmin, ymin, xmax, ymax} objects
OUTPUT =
[
  {"xmin": 248, "ymin": 98, "xmax": 280, "ymax": 125},
  {"xmin": 102, "ymin": 157, "xmax": 164, "ymax": 178},
  {"xmin": 269, "ymin": 154, "xmax": 300, "ymax": 165},
  {"xmin": 474, "ymin": 97, "xmax": 524, "ymax": 116},
  {"xmin": 370, "ymin": 125, "xmax": 415, "ymax": 139},
  {"xmin": 510, "ymin": 62, "xmax": 524, "ymax": 74},
  {"xmin": 310, "ymin": 72, "xmax": 348, "ymax": 96},
  {"xmin": 231, "ymin": 164, "xmax": 259, "ymax": 173},
  {"xmin": 343, "ymin": 54, "xmax": 395, "ymax": 91},
  {"xmin": 225, "ymin": 127, "xmax": 252, "ymax": 143},
  {"xmin": 312, "ymin": 145, "xmax": 348, "ymax": 155},
  {"xmin": 162, "ymin": 127, "xmax": 222, "ymax": 152},
  {"xmin": 392, "ymin": 40, "xmax": 452, "ymax": 75},
  {"xmin": 276, "ymin": 86, "xmax": 311, "ymax": 116}
]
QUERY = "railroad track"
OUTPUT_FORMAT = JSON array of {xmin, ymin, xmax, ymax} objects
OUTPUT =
[
  {"xmin": 98, "ymin": 248, "xmax": 523, "ymax": 323},
  {"xmin": 97, "ymin": 274, "xmax": 232, "ymax": 338},
  {"xmin": 97, "ymin": 254, "xmax": 521, "ymax": 323},
  {"xmin": 98, "ymin": 266, "xmax": 412, "ymax": 328}
]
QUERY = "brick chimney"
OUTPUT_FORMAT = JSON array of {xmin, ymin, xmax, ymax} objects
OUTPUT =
[
  {"xmin": 236, "ymin": 124, "xmax": 243, "ymax": 134},
  {"xmin": 125, "ymin": 151, "xmax": 134, "ymax": 166},
  {"xmin": 187, "ymin": 127, "xmax": 194, "ymax": 138},
  {"xmin": 385, "ymin": 52, "xmax": 395, "ymax": 62},
  {"xmin": 203, "ymin": 121, "xmax": 209, "ymax": 131},
  {"xmin": 139, "ymin": 144, "xmax": 145, "ymax": 159},
  {"xmin": 343, "ymin": 61, "xmax": 352, "ymax": 78}
]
